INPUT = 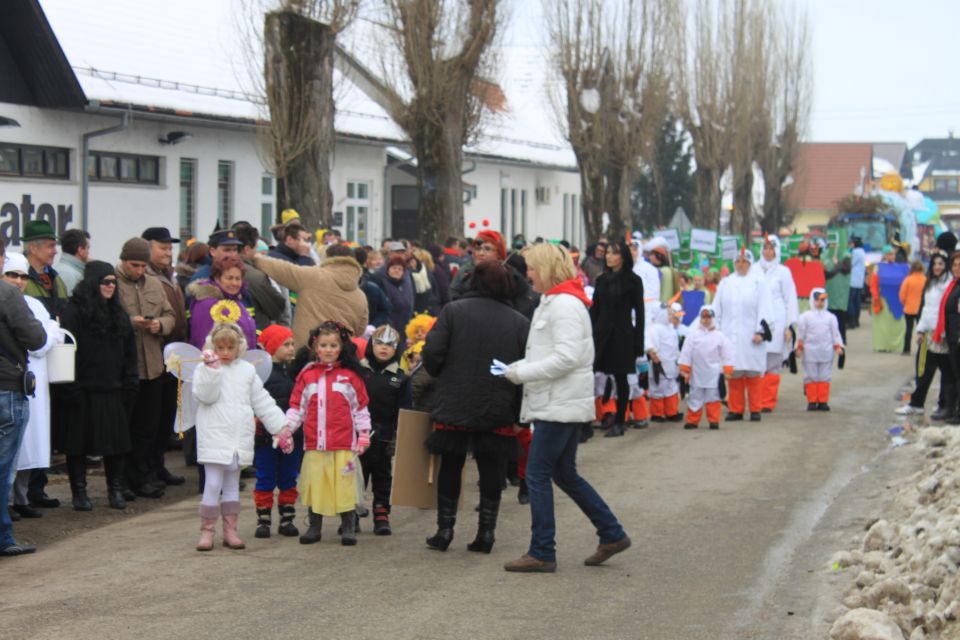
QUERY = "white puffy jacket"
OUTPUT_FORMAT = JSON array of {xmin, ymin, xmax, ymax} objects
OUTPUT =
[
  {"xmin": 193, "ymin": 359, "xmax": 287, "ymax": 465},
  {"xmin": 511, "ymin": 293, "xmax": 596, "ymax": 424}
]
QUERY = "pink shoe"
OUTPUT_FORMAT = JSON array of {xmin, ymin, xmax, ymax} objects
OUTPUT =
[
  {"xmin": 197, "ymin": 505, "xmax": 219, "ymax": 552},
  {"xmin": 221, "ymin": 501, "xmax": 245, "ymax": 549}
]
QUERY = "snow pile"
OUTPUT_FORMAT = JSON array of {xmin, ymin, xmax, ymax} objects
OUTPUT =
[{"xmin": 830, "ymin": 428, "xmax": 960, "ymax": 640}]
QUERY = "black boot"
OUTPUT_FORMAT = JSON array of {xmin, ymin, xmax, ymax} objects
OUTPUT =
[
  {"xmin": 67, "ymin": 455, "xmax": 92, "ymax": 511},
  {"xmin": 426, "ymin": 495, "xmax": 458, "ymax": 551},
  {"xmin": 603, "ymin": 423, "xmax": 626, "ymax": 437},
  {"xmin": 340, "ymin": 511, "xmax": 357, "ymax": 546},
  {"xmin": 299, "ymin": 508, "xmax": 322, "ymax": 544},
  {"xmin": 104, "ymin": 455, "xmax": 126, "ymax": 510},
  {"xmin": 373, "ymin": 504, "xmax": 392, "ymax": 536},
  {"xmin": 467, "ymin": 497, "xmax": 500, "ymax": 554},
  {"xmin": 517, "ymin": 480, "xmax": 529, "ymax": 505},
  {"xmin": 277, "ymin": 504, "xmax": 299, "ymax": 537},
  {"xmin": 578, "ymin": 423, "xmax": 594, "ymax": 443},
  {"xmin": 255, "ymin": 508, "xmax": 272, "ymax": 538}
]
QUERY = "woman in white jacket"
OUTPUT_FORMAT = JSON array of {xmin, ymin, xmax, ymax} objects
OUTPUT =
[
  {"xmin": 501, "ymin": 243, "xmax": 630, "ymax": 573},
  {"xmin": 897, "ymin": 250, "xmax": 953, "ymax": 416}
]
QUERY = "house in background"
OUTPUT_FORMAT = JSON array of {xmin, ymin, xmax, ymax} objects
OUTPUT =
[
  {"xmin": 911, "ymin": 135, "xmax": 960, "ymax": 226},
  {"xmin": 789, "ymin": 142, "xmax": 874, "ymax": 231}
]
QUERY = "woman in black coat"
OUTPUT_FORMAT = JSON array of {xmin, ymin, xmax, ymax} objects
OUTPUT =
[
  {"xmin": 941, "ymin": 251, "xmax": 960, "ymax": 421},
  {"xmin": 54, "ymin": 261, "xmax": 139, "ymax": 511},
  {"xmin": 590, "ymin": 241, "xmax": 645, "ymax": 437},
  {"xmin": 422, "ymin": 260, "xmax": 530, "ymax": 554}
]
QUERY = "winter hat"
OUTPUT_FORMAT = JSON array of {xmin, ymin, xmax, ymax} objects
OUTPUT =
[
  {"xmin": 258, "ymin": 324, "xmax": 293, "ymax": 355},
  {"xmin": 120, "ymin": 237, "xmax": 151, "ymax": 262},
  {"xmin": 2, "ymin": 252, "xmax": 29, "ymax": 275},
  {"xmin": 936, "ymin": 231, "xmax": 958, "ymax": 255},
  {"xmin": 281, "ymin": 209, "xmax": 300, "ymax": 224},
  {"xmin": 21, "ymin": 220, "xmax": 56, "ymax": 242},
  {"xmin": 83, "ymin": 260, "xmax": 116, "ymax": 284},
  {"xmin": 475, "ymin": 230, "xmax": 507, "ymax": 260}
]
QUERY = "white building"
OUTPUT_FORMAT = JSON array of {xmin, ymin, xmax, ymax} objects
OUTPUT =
[{"xmin": 0, "ymin": 0, "xmax": 584, "ymax": 259}]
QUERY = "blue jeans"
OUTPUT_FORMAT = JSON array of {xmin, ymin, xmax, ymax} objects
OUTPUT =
[
  {"xmin": 848, "ymin": 288, "xmax": 862, "ymax": 326},
  {"xmin": 0, "ymin": 391, "xmax": 29, "ymax": 548},
  {"xmin": 526, "ymin": 421, "xmax": 625, "ymax": 563}
]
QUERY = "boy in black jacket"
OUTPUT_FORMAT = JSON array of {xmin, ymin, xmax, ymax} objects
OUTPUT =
[
  {"xmin": 360, "ymin": 325, "xmax": 411, "ymax": 535},
  {"xmin": 253, "ymin": 325, "xmax": 302, "ymax": 538}
]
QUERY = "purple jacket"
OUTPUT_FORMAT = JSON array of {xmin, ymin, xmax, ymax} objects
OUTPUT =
[{"xmin": 186, "ymin": 279, "xmax": 258, "ymax": 350}]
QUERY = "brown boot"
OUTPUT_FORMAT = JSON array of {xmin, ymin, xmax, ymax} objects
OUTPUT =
[
  {"xmin": 196, "ymin": 505, "xmax": 218, "ymax": 551},
  {"xmin": 584, "ymin": 535, "xmax": 631, "ymax": 566},
  {"xmin": 503, "ymin": 554, "xmax": 557, "ymax": 573},
  {"xmin": 220, "ymin": 501, "xmax": 245, "ymax": 550}
]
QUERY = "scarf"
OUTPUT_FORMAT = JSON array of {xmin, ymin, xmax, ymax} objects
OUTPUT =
[
  {"xmin": 933, "ymin": 278, "xmax": 957, "ymax": 344},
  {"xmin": 410, "ymin": 262, "xmax": 431, "ymax": 294},
  {"xmin": 546, "ymin": 278, "xmax": 592, "ymax": 308}
]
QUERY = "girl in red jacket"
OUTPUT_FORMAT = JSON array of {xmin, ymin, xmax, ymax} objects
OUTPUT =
[{"xmin": 284, "ymin": 321, "xmax": 372, "ymax": 546}]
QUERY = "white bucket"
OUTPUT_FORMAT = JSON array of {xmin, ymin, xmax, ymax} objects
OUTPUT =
[{"xmin": 48, "ymin": 329, "xmax": 76, "ymax": 384}]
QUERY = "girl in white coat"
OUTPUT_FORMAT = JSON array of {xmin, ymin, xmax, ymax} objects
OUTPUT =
[
  {"xmin": 754, "ymin": 236, "xmax": 799, "ymax": 413},
  {"xmin": 679, "ymin": 306, "xmax": 734, "ymax": 429},
  {"xmin": 713, "ymin": 249, "xmax": 775, "ymax": 421},
  {"xmin": 646, "ymin": 301, "xmax": 682, "ymax": 421},
  {"xmin": 192, "ymin": 323, "xmax": 290, "ymax": 551},
  {"xmin": 796, "ymin": 288, "xmax": 844, "ymax": 411}
]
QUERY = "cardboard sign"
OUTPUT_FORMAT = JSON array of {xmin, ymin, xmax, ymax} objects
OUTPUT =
[
  {"xmin": 720, "ymin": 236, "xmax": 739, "ymax": 260},
  {"xmin": 391, "ymin": 409, "xmax": 464, "ymax": 511},
  {"xmin": 690, "ymin": 228, "xmax": 718, "ymax": 253},
  {"xmin": 654, "ymin": 228, "xmax": 681, "ymax": 251}
]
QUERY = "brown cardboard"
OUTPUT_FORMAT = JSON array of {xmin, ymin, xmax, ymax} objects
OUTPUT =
[{"xmin": 391, "ymin": 409, "xmax": 464, "ymax": 511}]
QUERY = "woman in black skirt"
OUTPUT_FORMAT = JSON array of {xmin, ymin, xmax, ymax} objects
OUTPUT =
[
  {"xmin": 54, "ymin": 261, "xmax": 139, "ymax": 510},
  {"xmin": 421, "ymin": 260, "xmax": 530, "ymax": 553}
]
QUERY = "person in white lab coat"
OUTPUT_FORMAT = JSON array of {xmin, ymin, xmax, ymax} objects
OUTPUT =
[
  {"xmin": 713, "ymin": 248, "xmax": 774, "ymax": 422},
  {"xmin": 678, "ymin": 306, "xmax": 734, "ymax": 429},
  {"xmin": 796, "ymin": 288, "xmax": 844, "ymax": 411},
  {"xmin": 753, "ymin": 235, "xmax": 799, "ymax": 413}
]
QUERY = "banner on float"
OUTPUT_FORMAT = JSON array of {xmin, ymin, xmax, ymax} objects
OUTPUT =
[
  {"xmin": 654, "ymin": 228, "xmax": 681, "ymax": 251},
  {"xmin": 720, "ymin": 236, "xmax": 740, "ymax": 260},
  {"xmin": 690, "ymin": 228, "xmax": 718, "ymax": 253}
]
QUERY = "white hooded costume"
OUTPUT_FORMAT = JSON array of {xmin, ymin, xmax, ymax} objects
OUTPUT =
[
  {"xmin": 645, "ymin": 302, "xmax": 680, "ymax": 399},
  {"xmin": 712, "ymin": 249, "xmax": 775, "ymax": 375},
  {"xmin": 678, "ymin": 306, "xmax": 734, "ymax": 410},
  {"xmin": 796, "ymin": 287, "xmax": 844, "ymax": 383},
  {"xmin": 753, "ymin": 235, "xmax": 799, "ymax": 371}
]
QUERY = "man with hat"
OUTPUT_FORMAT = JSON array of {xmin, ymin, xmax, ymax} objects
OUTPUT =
[
  {"xmin": 143, "ymin": 227, "xmax": 189, "ymax": 487},
  {"xmin": 188, "ymin": 228, "xmax": 244, "ymax": 284},
  {"xmin": 116, "ymin": 237, "xmax": 176, "ymax": 498}
]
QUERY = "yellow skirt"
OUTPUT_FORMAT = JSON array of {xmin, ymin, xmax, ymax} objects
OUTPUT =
[{"xmin": 298, "ymin": 450, "xmax": 357, "ymax": 516}]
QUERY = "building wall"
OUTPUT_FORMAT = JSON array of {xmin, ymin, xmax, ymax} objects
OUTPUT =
[{"xmin": 792, "ymin": 208, "xmax": 833, "ymax": 232}]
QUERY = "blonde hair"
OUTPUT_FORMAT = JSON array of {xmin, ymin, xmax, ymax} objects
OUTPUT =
[
  {"xmin": 524, "ymin": 243, "xmax": 576, "ymax": 290},
  {"xmin": 414, "ymin": 248, "xmax": 434, "ymax": 270},
  {"xmin": 203, "ymin": 323, "xmax": 247, "ymax": 356}
]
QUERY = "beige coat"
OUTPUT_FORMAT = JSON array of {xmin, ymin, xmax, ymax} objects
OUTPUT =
[
  {"xmin": 117, "ymin": 264, "xmax": 175, "ymax": 380},
  {"xmin": 253, "ymin": 255, "xmax": 368, "ymax": 348}
]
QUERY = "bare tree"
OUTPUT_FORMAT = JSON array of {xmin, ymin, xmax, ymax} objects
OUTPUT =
[{"xmin": 546, "ymin": 0, "xmax": 677, "ymax": 243}]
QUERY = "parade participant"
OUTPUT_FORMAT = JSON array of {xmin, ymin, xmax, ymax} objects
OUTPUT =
[
  {"xmin": 646, "ymin": 301, "xmax": 683, "ymax": 422},
  {"xmin": 192, "ymin": 323, "xmax": 289, "ymax": 551},
  {"xmin": 679, "ymin": 306, "xmax": 734, "ymax": 430},
  {"xmin": 405, "ymin": 313, "xmax": 436, "ymax": 346},
  {"xmin": 713, "ymin": 248, "xmax": 774, "ymax": 422},
  {"xmin": 4, "ymin": 253, "xmax": 61, "ymax": 520},
  {"xmin": 934, "ymin": 252, "xmax": 960, "ymax": 423},
  {"xmin": 422, "ymin": 260, "xmax": 529, "ymax": 553},
  {"xmin": 55, "ymin": 262, "xmax": 138, "ymax": 511},
  {"xmin": 500, "ymin": 242, "xmax": 630, "ymax": 573},
  {"xmin": 286, "ymin": 321, "xmax": 371, "ymax": 546},
  {"xmin": 401, "ymin": 340, "xmax": 424, "ymax": 373},
  {"xmin": 252, "ymin": 325, "xmax": 302, "ymax": 539},
  {"xmin": 754, "ymin": 235, "xmax": 799, "ymax": 413},
  {"xmin": 823, "ymin": 244, "xmax": 851, "ymax": 352},
  {"xmin": 899, "ymin": 261, "xmax": 927, "ymax": 356},
  {"xmin": 646, "ymin": 237, "xmax": 678, "ymax": 304},
  {"xmin": 785, "ymin": 237, "xmax": 827, "ymax": 313},
  {"xmin": 897, "ymin": 250, "xmax": 953, "ymax": 417},
  {"xmin": 796, "ymin": 289, "xmax": 844, "ymax": 411},
  {"xmin": 360, "ymin": 325, "xmax": 411, "ymax": 536},
  {"xmin": 848, "ymin": 236, "xmax": 866, "ymax": 328},
  {"xmin": 870, "ymin": 246, "xmax": 908, "ymax": 353},
  {"xmin": 590, "ymin": 241, "xmax": 645, "ymax": 437},
  {"xmin": 187, "ymin": 255, "xmax": 257, "ymax": 351}
]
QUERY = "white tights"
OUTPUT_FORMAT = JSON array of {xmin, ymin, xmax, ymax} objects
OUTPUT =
[{"xmin": 202, "ymin": 454, "xmax": 241, "ymax": 507}]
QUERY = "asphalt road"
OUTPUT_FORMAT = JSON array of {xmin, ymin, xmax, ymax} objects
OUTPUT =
[{"xmin": 1, "ymin": 314, "xmax": 921, "ymax": 640}]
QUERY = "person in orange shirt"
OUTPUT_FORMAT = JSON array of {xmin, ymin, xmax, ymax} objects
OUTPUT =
[{"xmin": 899, "ymin": 261, "xmax": 927, "ymax": 355}]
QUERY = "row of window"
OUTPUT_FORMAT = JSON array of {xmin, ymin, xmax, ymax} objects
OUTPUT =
[
  {"xmin": 0, "ymin": 142, "xmax": 160, "ymax": 185},
  {"xmin": 179, "ymin": 159, "xmax": 235, "ymax": 242},
  {"xmin": 934, "ymin": 178, "xmax": 959, "ymax": 193}
]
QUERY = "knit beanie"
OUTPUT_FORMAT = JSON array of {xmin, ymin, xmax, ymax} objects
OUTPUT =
[
  {"xmin": 258, "ymin": 324, "xmax": 293, "ymax": 355},
  {"xmin": 476, "ymin": 230, "xmax": 507, "ymax": 261},
  {"xmin": 120, "ymin": 237, "xmax": 151, "ymax": 262}
]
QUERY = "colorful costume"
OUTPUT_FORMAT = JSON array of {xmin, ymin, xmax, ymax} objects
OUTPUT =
[{"xmin": 871, "ymin": 262, "xmax": 908, "ymax": 353}]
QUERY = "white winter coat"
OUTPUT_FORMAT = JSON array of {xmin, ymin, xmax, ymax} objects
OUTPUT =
[
  {"xmin": 633, "ymin": 257, "xmax": 661, "ymax": 331},
  {"xmin": 192, "ymin": 359, "xmax": 287, "ymax": 465},
  {"xmin": 511, "ymin": 292, "xmax": 596, "ymax": 424},
  {"xmin": 678, "ymin": 324, "xmax": 734, "ymax": 388},
  {"xmin": 917, "ymin": 274, "xmax": 952, "ymax": 353},
  {"xmin": 713, "ymin": 271, "xmax": 774, "ymax": 372},
  {"xmin": 16, "ymin": 295, "xmax": 63, "ymax": 471},
  {"xmin": 754, "ymin": 260, "xmax": 799, "ymax": 358},
  {"xmin": 797, "ymin": 306, "xmax": 843, "ymax": 363}
]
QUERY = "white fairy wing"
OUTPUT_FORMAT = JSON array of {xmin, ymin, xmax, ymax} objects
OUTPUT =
[
  {"xmin": 173, "ymin": 381, "xmax": 199, "ymax": 433},
  {"xmin": 242, "ymin": 349, "xmax": 273, "ymax": 383},
  {"xmin": 164, "ymin": 342, "xmax": 203, "ymax": 382}
]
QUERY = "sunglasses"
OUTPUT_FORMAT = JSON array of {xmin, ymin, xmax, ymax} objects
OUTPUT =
[
  {"xmin": 4, "ymin": 272, "xmax": 29, "ymax": 281},
  {"xmin": 100, "ymin": 277, "xmax": 118, "ymax": 286}
]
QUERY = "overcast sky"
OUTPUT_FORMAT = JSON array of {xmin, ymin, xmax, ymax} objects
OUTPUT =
[{"xmin": 507, "ymin": 0, "xmax": 959, "ymax": 148}]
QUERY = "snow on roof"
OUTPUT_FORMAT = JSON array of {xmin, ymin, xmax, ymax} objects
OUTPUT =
[{"xmin": 38, "ymin": 0, "xmax": 574, "ymax": 168}]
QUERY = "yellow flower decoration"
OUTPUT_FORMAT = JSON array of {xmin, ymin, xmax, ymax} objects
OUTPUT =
[{"xmin": 210, "ymin": 299, "xmax": 241, "ymax": 324}]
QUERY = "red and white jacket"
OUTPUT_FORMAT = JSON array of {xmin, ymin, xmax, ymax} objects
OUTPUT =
[{"xmin": 287, "ymin": 361, "xmax": 371, "ymax": 452}]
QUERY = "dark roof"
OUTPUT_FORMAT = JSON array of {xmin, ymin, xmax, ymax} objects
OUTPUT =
[
  {"xmin": 925, "ymin": 190, "xmax": 960, "ymax": 203},
  {"xmin": 912, "ymin": 137, "xmax": 960, "ymax": 162},
  {"xmin": 0, "ymin": 0, "xmax": 85, "ymax": 108},
  {"xmin": 928, "ymin": 155, "xmax": 960, "ymax": 174}
]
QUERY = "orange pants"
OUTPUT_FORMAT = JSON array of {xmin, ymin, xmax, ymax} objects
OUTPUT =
[
  {"xmin": 727, "ymin": 376, "xmax": 763, "ymax": 414},
  {"xmin": 630, "ymin": 397, "xmax": 649, "ymax": 421},
  {"xmin": 761, "ymin": 373, "xmax": 781, "ymax": 411},
  {"xmin": 686, "ymin": 402, "xmax": 722, "ymax": 426},
  {"xmin": 805, "ymin": 382, "xmax": 831, "ymax": 404},
  {"xmin": 649, "ymin": 394, "xmax": 680, "ymax": 418},
  {"xmin": 594, "ymin": 397, "xmax": 616, "ymax": 421}
]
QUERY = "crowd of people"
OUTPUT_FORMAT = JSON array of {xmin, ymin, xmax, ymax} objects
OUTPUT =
[{"xmin": 0, "ymin": 211, "xmax": 938, "ymax": 571}]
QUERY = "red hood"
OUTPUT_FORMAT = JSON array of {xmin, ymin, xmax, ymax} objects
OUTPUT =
[{"xmin": 546, "ymin": 278, "xmax": 592, "ymax": 308}]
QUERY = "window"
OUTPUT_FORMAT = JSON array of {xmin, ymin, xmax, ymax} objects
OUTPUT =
[
  {"xmin": 179, "ymin": 159, "xmax": 196, "ymax": 242},
  {"xmin": 261, "ymin": 174, "xmax": 275, "ymax": 236},
  {"xmin": 217, "ymin": 161, "xmax": 234, "ymax": 228},
  {"xmin": 87, "ymin": 151, "xmax": 159, "ymax": 184},
  {"xmin": 0, "ymin": 143, "xmax": 70, "ymax": 179},
  {"xmin": 520, "ymin": 189, "xmax": 527, "ymax": 240},
  {"xmin": 934, "ymin": 178, "xmax": 958, "ymax": 192},
  {"xmin": 500, "ymin": 188, "xmax": 509, "ymax": 237},
  {"xmin": 563, "ymin": 193, "xmax": 571, "ymax": 241},
  {"xmin": 345, "ymin": 180, "xmax": 371, "ymax": 244},
  {"xmin": 510, "ymin": 189, "xmax": 518, "ymax": 241}
]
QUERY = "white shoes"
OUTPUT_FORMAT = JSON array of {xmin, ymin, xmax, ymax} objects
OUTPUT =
[{"xmin": 894, "ymin": 405, "xmax": 922, "ymax": 415}]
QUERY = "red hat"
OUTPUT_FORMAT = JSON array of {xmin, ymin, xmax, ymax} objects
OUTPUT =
[
  {"xmin": 475, "ymin": 230, "xmax": 507, "ymax": 260},
  {"xmin": 258, "ymin": 325, "xmax": 293, "ymax": 355}
]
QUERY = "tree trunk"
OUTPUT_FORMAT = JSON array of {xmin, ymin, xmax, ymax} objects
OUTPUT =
[
  {"xmin": 264, "ymin": 12, "xmax": 334, "ymax": 230},
  {"xmin": 732, "ymin": 166, "xmax": 754, "ymax": 241},
  {"xmin": 693, "ymin": 168, "xmax": 721, "ymax": 229},
  {"xmin": 412, "ymin": 113, "xmax": 465, "ymax": 245},
  {"xmin": 577, "ymin": 155, "xmax": 605, "ymax": 243}
]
